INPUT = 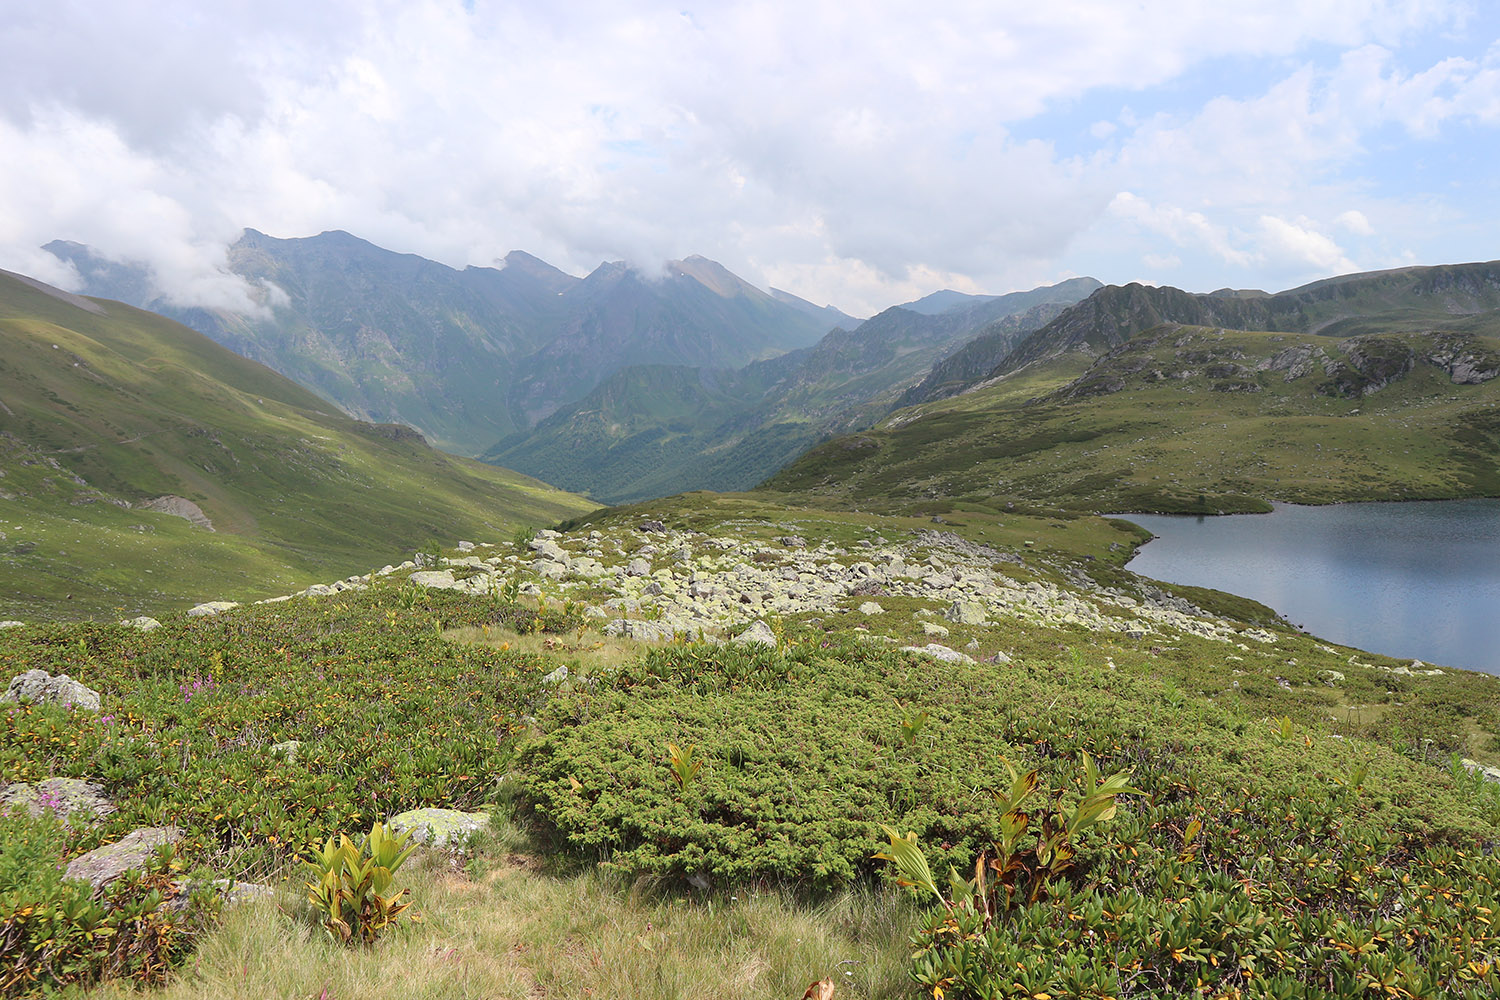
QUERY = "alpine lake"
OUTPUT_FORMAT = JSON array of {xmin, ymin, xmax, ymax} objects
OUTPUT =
[{"xmin": 1120, "ymin": 499, "xmax": 1500, "ymax": 676}]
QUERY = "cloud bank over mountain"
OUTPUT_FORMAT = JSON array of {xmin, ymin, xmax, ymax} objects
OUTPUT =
[{"xmin": 1, "ymin": 1, "xmax": 1497, "ymax": 315}]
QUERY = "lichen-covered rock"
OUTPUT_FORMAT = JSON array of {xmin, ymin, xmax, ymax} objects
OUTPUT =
[
  {"xmin": 944, "ymin": 600, "xmax": 989, "ymax": 626},
  {"xmin": 389, "ymin": 807, "xmax": 489, "ymax": 848},
  {"xmin": 408, "ymin": 569, "xmax": 457, "ymax": 589},
  {"xmin": 186, "ymin": 601, "xmax": 239, "ymax": 617},
  {"xmin": 901, "ymin": 643, "xmax": 976, "ymax": 664},
  {"xmin": 0, "ymin": 777, "xmax": 114, "ymax": 824},
  {"xmin": 64, "ymin": 826, "xmax": 181, "ymax": 890},
  {"xmin": 858, "ymin": 601, "xmax": 884, "ymax": 615},
  {"xmin": 921, "ymin": 622, "xmax": 951, "ymax": 637},
  {"xmin": 604, "ymin": 619, "xmax": 688, "ymax": 642},
  {"xmin": 731, "ymin": 620, "xmax": 778, "ymax": 647},
  {"xmin": 120, "ymin": 616, "xmax": 161, "ymax": 631},
  {"xmin": 209, "ymin": 879, "xmax": 277, "ymax": 906},
  {"xmin": 4, "ymin": 669, "xmax": 101, "ymax": 710}
]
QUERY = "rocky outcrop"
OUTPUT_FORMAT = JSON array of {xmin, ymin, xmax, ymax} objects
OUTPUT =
[
  {"xmin": 4, "ymin": 669, "xmax": 101, "ymax": 710},
  {"xmin": 138, "ymin": 495, "xmax": 214, "ymax": 531}
]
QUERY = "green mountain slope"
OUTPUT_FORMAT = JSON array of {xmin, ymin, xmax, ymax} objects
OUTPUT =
[
  {"xmin": 0, "ymin": 269, "xmax": 595, "ymax": 620},
  {"xmin": 766, "ymin": 324, "xmax": 1500, "ymax": 512},
  {"xmin": 485, "ymin": 279, "xmax": 1100, "ymax": 502}
]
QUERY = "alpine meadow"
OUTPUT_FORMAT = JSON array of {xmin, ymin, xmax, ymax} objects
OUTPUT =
[{"xmin": 4, "ymin": 5, "xmax": 1500, "ymax": 1000}]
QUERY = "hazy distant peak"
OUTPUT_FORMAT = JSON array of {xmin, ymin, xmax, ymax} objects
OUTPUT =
[{"xmin": 668, "ymin": 255, "xmax": 764, "ymax": 299}]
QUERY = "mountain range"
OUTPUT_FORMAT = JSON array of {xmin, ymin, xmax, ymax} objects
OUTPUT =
[
  {"xmin": 484, "ymin": 277, "xmax": 1101, "ymax": 500},
  {"xmin": 46, "ymin": 232, "xmax": 854, "ymax": 455}
]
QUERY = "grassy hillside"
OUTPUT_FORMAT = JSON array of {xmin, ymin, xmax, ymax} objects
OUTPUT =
[
  {"xmin": 0, "ymin": 271, "xmax": 595, "ymax": 620},
  {"xmin": 767, "ymin": 325, "xmax": 1500, "ymax": 512}
]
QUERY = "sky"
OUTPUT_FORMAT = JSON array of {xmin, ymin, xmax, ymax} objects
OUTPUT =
[{"xmin": 1, "ymin": 1, "xmax": 1497, "ymax": 317}]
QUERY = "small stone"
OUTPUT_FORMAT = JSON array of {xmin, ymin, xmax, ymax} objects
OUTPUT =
[
  {"xmin": 626, "ymin": 558, "xmax": 651, "ymax": 577},
  {"xmin": 900, "ymin": 643, "xmax": 975, "ymax": 664},
  {"xmin": 541, "ymin": 665, "xmax": 570, "ymax": 685},
  {"xmin": 858, "ymin": 601, "xmax": 884, "ymax": 615},
  {"xmin": 0, "ymin": 621, "xmax": 22, "ymax": 629},
  {"xmin": 638, "ymin": 520, "xmax": 665, "ymax": 533},
  {"xmin": 210, "ymin": 879, "xmax": 277, "ymax": 906},
  {"xmin": 456, "ymin": 541, "xmax": 475, "ymax": 552},
  {"xmin": 921, "ymin": 622, "xmax": 950, "ymax": 638},
  {"xmin": 120, "ymin": 616, "xmax": 161, "ymax": 632},
  {"xmin": 269, "ymin": 740, "xmax": 302, "ymax": 763}
]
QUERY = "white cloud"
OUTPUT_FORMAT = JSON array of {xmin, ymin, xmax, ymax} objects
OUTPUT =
[
  {"xmin": 1335, "ymin": 209, "xmax": 1377, "ymax": 235},
  {"xmin": 1256, "ymin": 216, "xmax": 1357, "ymax": 274},
  {"xmin": 0, "ymin": 1, "xmax": 1493, "ymax": 314}
]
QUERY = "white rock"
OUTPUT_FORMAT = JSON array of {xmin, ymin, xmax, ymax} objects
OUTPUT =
[
  {"xmin": 900, "ymin": 643, "xmax": 975, "ymax": 664},
  {"xmin": 408, "ymin": 570, "xmax": 457, "ymax": 590},
  {"xmin": 186, "ymin": 601, "xmax": 239, "ymax": 617},
  {"xmin": 858, "ymin": 601, "xmax": 884, "ymax": 615},
  {"xmin": 121, "ymin": 616, "xmax": 161, "ymax": 631},
  {"xmin": 921, "ymin": 622, "xmax": 950, "ymax": 637}
]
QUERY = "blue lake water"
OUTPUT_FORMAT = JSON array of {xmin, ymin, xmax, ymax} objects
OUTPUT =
[{"xmin": 1119, "ymin": 499, "xmax": 1500, "ymax": 675}]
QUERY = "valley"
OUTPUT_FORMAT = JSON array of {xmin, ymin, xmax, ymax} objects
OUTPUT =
[{"xmin": 4, "ymin": 247, "xmax": 1500, "ymax": 1000}]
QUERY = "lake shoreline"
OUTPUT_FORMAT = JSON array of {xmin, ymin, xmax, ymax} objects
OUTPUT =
[{"xmin": 1115, "ymin": 498, "xmax": 1500, "ymax": 676}]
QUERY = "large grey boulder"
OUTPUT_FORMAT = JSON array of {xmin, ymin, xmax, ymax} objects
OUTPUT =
[
  {"xmin": 943, "ymin": 600, "xmax": 989, "ymax": 626},
  {"xmin": 389, "ymin": 807, "xmax": 489, "ymax": 848},
  {"xmin": 65, "ymin": 826, "xmax": 181, "ymax": 890},
  {"xmin": 731, "ymin": 620, "xmax": 778, "ymax": 647},
  {"xmin": 4, "ymin": 669, "xmax": 101, "ymax": 710},
  {"xmin": 0, "ymin": 778, "xmax": 114, "ymax": 824}
]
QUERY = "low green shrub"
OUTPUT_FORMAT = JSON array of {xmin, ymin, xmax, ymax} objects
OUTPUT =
[{"xmin": 0, "ymin": 809, "xmax": 218, "ymax": 996}]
